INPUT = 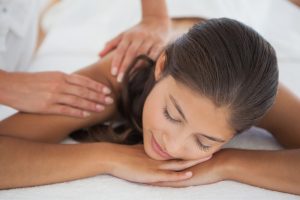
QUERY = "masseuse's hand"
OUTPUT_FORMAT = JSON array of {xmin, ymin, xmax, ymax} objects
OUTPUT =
[
  {"xmin": 2, "ymin": 71, "xmax": 112, "ymax": 117},
  {"xmin": 106, "ymin": 144, "xmax": 211, "ymax": 184},
  {"xmin": 99, "ymin": 17, "xmax": 171, "ymax": 82},
  {"xmin": 149, "ymin": 149, "xmax": 230, "ymax": 187}
]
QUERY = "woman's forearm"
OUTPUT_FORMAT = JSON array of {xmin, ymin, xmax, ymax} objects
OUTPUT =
[
  {"xmin": 0, "ymin": 136, "xmax": 113, "ymax": 189},
  {"xmin": 224, "ymin": 149, "xmax": 300, "ymax": 195}
]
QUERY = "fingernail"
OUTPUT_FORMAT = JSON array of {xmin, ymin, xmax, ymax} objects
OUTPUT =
[
  {"xmin": 117, "ymin": 73, "xmax": 124, "ymax": 83},
  {"xmin": 105, "ymin": 96, "xmax": 114, "ymax": 104},
  {"xmin": 185, "ymin": 171, "xmax": 192, "ymax": 177},
  {"xmin": 83, "ymin": 111, "xmax": 91, "ymax": 117},
  {"xmin": 96, "ymin": 104, "xmax": 105, "ymax": 111},
  {"xmin": 111, "ymin": 67, "xmax": 118, "ymax": 76},
  {"xmin": 102, "ymin": 86, "xmax": 111, "ymax": 94}
]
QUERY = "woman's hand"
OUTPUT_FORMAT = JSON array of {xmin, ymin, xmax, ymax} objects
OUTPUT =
[
  {"xmin": 99, "ymin": 17, "xmax": 171, "ymax": 82},
  {"xmin": 149, "ymin": 149, "xmax": 230, "ymax": 187},
  {"xmin": 106, "ymin": 144, "xmax": 211, "ymax": 184},
  {"xmin": 0, "ymin": 71, "xmax": 112, "ymax": 117}
]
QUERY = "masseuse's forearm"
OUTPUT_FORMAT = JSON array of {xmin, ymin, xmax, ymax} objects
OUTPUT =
[
  {"xmin": 224, "ymin": 149, "xmax": 300, "ymax": 195},
  {"xmin": 141, "ymin": 0, "xmax": 169, "ymax": 19},
  {"xmin": 0, "ymin": 136, "xmax": 112, "ymax": 189}
]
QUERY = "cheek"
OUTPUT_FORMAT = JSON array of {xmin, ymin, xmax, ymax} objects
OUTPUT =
[
  {"xmin": 142, "ymin": 86, "xmax": 167, "ymax": 134},
  {"xmin": 142, "ymin": 95, "xmax": 168, "ymax": 159}
]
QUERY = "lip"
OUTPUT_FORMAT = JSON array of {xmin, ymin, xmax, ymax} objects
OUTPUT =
[{"xmin": 151, "ymin": 134, "xmax": 174, "ymax": 159}]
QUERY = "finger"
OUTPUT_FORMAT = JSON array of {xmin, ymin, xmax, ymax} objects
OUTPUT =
[
  {"xmin": 117, "ymin": 40, "xmax": 143, "ymax": 82},
  {"xmin": 148, "ymin": 44, "xmax": 164, "ymax": 60},
  {"xmin": 159, "ymin": 156, "xmax": 212, "ymax": 171},
  {"xmin": 150, "ymin": 181, "xmax": 184, "ymax": 188},
  {"xmin": 111, "ymin": 39, "xmax": 130, "ymax": 76},
  {"xmin": 57, "ymin": 94, "xmax": 105, "ymax": 113},
  {"xmin": 50, "ymin": 104, "xmax": 90, "ymax": 118},
  {"xmin": 99, "ymin": 34, "xmax": 123, "ymax": 57},
  {"xmin": 63, "ymin": 84, "xmax": 114, "ymax": 105},
  {"xmin": 137, "ymin": 41, "xmax": 154, "ymax": 57},
  {"xmin": 152, "ymin": 170, "xmax": 193, "ymax": 183},
  {"xmin": 65, "ymin": 74, "xmax": 111, "ymax": 95}
]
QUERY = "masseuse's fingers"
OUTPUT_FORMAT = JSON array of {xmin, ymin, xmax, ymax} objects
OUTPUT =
[
  {"xmin": 111, "ymin": 39, "xmax": 130, "ymax": 76},
  {"xmin": 153, "ymin": 170, "xmax": 193, "ymax": 183},
  {"xmin": 63, "ymin": 84, "xmax": 113, "ymax": 106},
  {"xmin": 159, "ymin": 156, "xmax": 212, "ymax": 171},
  {"xmin": 57, "ymin": 94, "xmax": 106, "ymax": 114},
  {"xmin": 148, "ymin": 44, "xmax": 164, "ymax": 60},
  {"xmin": 99, "ymin": 33, "xmax": 123, "ymax": 58},
  {"xmin": 50, "ymin": 104, "xmax": 90, "ymax": 118},
  {"xmin": 116, "ymin": 40, "xmax": 144, "ymax": 83},
  {"xmin": 137, "ymin": 40, "xmax": 153, "ymax": 56},
  {"xmin": 66, "ymin": 74, "xmax": 111, "ymax": 95}
]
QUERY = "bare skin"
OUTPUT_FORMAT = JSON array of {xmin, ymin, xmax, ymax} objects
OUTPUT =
[{"xmin": 0, "ymin": 18, "xmax": 299, "ymax": 194}]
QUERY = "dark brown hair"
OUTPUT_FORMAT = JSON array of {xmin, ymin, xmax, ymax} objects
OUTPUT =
[{"xmin": 70, "ymin": 18, "xmax": 279, "ymax": 144}]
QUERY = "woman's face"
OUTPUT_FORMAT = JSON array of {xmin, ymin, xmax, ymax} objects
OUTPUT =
[{"xmin": 142, "ymin": 55, "xmax": 234, "ymax": 161}]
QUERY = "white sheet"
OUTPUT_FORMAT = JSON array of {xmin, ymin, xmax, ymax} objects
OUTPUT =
[{"xmin": 0, "ymin": 0, "xmax": 299, "ymax": 199}]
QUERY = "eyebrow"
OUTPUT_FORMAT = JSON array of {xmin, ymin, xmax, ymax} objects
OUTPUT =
[
  {"xmin": 199, "ymin": 134, "xmax": 225, "ymax": 143},
  {"xmin": 169, "ymin": 94, "xmax": 226, "ymax": 143},
  {"xmin": 169, "ymin": 94, "xmax": 187, "ymax": 122}
]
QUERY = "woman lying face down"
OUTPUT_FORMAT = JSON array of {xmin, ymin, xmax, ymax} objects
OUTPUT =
[{"xmin": 71, "ymin": 18, "xmax": 278, "ymax": 161}]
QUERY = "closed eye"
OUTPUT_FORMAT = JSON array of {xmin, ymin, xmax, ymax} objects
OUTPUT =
[
  {"xmin": 163, "ymin": 106, "xmax": 212, "ymax": 152},
  {"xmin": 163, "ymin": 106, "xmax": 182, "ymax": 123},
  {"xmin": 195, "ymin": 137, "xmax": 211, "ymax": 152}
]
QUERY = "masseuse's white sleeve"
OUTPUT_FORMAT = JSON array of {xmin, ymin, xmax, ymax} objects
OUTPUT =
[{"xmin": 0, "ymin": 0, "xmax": 48, "ymax": 72}]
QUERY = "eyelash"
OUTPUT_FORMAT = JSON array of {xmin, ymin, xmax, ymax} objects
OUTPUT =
[
  {"xmin": 163, "ymin": 106, "xmax": 181, "ymax": 123},
  {"xmin": 196, "ymin": 140, "xmax": 211, "ymax": 152},
  {"xmin": 162, "ymin": 106, "xmax": 211, "ymax": 152}
]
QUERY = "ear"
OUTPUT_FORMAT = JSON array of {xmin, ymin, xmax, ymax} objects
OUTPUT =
[{"xmin": 154, "ymin": 53, "xmax": 166, "ymax": 80}]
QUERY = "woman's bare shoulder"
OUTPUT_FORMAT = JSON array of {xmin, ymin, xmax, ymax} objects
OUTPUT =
[
  {"xmin": 258, "ymin": 83, "xmax": 300, "ymax": 148},
  {"xmin": 75, "ymin": 52, "xmax": 122, "ymax": 98}
]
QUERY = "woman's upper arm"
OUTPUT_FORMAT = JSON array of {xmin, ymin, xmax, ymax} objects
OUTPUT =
[
  {"xmin": 0, "ymin": 52, "xmax": 121, "ymax": 143},
  {"xmin": 258, "ymin": 83, "xmax": 300, "ymax": 148}
]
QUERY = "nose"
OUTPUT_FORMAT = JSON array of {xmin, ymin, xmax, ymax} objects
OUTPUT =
[{"xmin": 161, "ymin": 131, "xmax": 185, "ymax": 159}]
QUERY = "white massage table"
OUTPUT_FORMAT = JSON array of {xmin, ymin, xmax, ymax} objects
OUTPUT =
[{"xmin": 0, "ymin": 0, "xmax": 299, "ymax": 199}]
